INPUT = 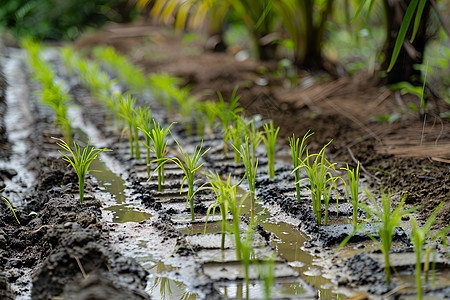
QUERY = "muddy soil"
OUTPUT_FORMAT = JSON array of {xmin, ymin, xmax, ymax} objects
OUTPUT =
[{"xmin": 1, "ymin": 20, "xmax": 449, "ymax": 300}]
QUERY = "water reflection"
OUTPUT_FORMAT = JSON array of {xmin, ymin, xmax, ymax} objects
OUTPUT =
[{"xmin": 148, "ymin": 261, "xmax": 197, "ymax": 300}]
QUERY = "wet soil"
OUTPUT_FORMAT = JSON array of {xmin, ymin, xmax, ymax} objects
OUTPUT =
[{"xmin": 1, "ymin": 20, "xmax": 449, "ymax": 299}]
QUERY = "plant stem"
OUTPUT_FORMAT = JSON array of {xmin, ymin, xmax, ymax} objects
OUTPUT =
[
  {"xmin": 134, "ymin": 124, "xmax": 140, "ymax": 160},
  {"xmin": 157, "ymin": 162, "xmax": 164, "ymax": 191},
  {"xmin": 384, "ymin": 246, "xmax": 391, "ymax": 285},
  {"xmin": 188, "ymin": 176, "xmax": 194, "ymax": 221},
  {"xmin": 416, "ymin": 246, "xmax": 422, "ymax": 299},
  {"xmin": 79, "ymin": 175, "xmax": 85, "ymax": 203},
  {"xmin": 128, "ymin": 121, "xmax": 134, "ymax": 158}
]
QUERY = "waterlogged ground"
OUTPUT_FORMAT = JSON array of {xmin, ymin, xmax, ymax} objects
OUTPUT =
[{"xmin": 1, "ymin": 24, "xmax": 450, "ymax": 300}]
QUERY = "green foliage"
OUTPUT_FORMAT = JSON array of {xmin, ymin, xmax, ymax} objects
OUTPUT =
[
  {"xmin": 215, "ymin": 86, "xmax": 243, "ymax": 154},
  {"xmin": 1, "ymin": 188, "xmax": 20, "ymax": 225},
  {"xmin": 92, "ymin": 46, "xmax": 148, "ymax": 92},
  {"xmin": 173, "ymin": 86, "xmax": 196, "ymax": 137},
  {"xmin": 289, "ymin": 131, "xmax": 313, "ymax": 203},
  {"xmin": 359, "ymin": 190, "xmax": 419, "ymax": 285},
  {"xmin": 118, "ymin": 94, "xmax": 138, "ymax": 159},
  {"xmin": 136, "ymin": 107, "xmax": 152, "ymax": 175},
  {"xmin": 342, "ymin": 162, "xmax": 360, "ymax": 231},
  {"xmin": 246, "ymin": 118, "xmax": 264, "ymax": 163},
  {"xmin": 372, "ymin": 113, "xmax": 401, "ymax": 124},
  {"xmin": 201, "ymin": 100, "xmax": 218, "ymax": 138},
  {"xmin": 352, "ymin": 0, "xmax": 431, "ymax": 72},
  {"xmin": 295, "ymin": 140, "xmax": 340, "ymax": 226},
  {"xmin": 410, "ymin": 202, "xmax": 448, "ymax": 299},
  {"xmin": 227, "ymin": 114, "xmax": 247, "ymax": 163},
  {"xmin": 142, "ymin": 120, "xmax": 174, "ymax": 191},
  {"xmin": 155, "ymin": 138, "xmax": 210, "ymax": 221},
  {"xmin": 148, "ymin": 72, "xmax": 183, "ymax": 113},
  {"xmin": 22, "ymin": 38, "xmax": 72, "ymax": 144},
  {"xmin": 205, "ymin": 173, "xmax": 245, "ymax": 250},
  {"xmin": 234, "ymin": 137, "xmax": 258, "ymax": 223},
  {"xmin": 262, "ymin": 120, "xmax": 279, "ymax": 178},
  {"xmin": 0, "ymin": 0, "xmax": 126, "ymax": 40},
  {"xmin": 53, "ymin": 137, "xmax": 111, "ymax": 203}
]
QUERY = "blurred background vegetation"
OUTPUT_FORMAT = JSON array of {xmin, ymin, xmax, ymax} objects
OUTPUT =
[
  {"xmin": 0, "ymin": 0, "xmax": 137, "ymax": 40},
  {"xmin": 0, "ymin": 0, "xmax": 449, "ymax": 101}
]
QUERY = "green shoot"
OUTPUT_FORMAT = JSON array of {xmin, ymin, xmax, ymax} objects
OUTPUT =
[
  {"xmin": 205, "ymin": 173, "xmax": 244, "ymax": 250},
  {"xmin": 262, "ymin": 120, "xmax": 280, "ymax": 178},
  {"xmin": 205, "ymin": 173, "xmax": 231, "ymax": 250},
  {"xmin": 1, "ymin": 188, "xmax": 20, "ymax": 224},
  {"xmin": 359, "ymin": 190, "xmax": 419, "ymax": 285},
  {"xmin": 247, "ymin": 119, "xmax": 264, "ymax": 162},
  {"xmin": 202, "ymin": 100, "xmax": 218, "ymax": 138},
  {"xmin": 154, "ymin": 138, "xmax": 210, "ymax": 221},
  {"xmin": 342, "ymin": 162, "xmax": 361, "ymax": 231},
  {"xmin": 227, "ymin": 114, "xmax": 246, "ymax": 163},
  {"xmin": 174, "ymin": 86, "xmax": 196, "ymax": 137},
  {"xmin": 136, "ymin": 107, "xmax": 152, "ymax": 175},
  {"xmin": 215, "ymin": 86, "xmax": 243, "ymax": 154},
  {"xmin": 295, "ymin": 140, "xmax": 338, "ymax": 225},
  {"xmin": 22, "ymin": 39, "xmax": 72, "ymax": 145},
  {"xmin": 289, "ymin": 131, "xmax": 313, "ymax": 203},
  {"xmin": 118, "ymin": 94, "xmax": 138, "ymax": 159},
  {"xmin": 53, "ymin": 137, "xmax": 111, "ymax": 203},
  {"xmin": 410, "ymin": 202, "xmax": 446, "ymax": 300},
  {"xmin": 141, "ymin": 120, "xmax": 174, "ymax": 191},
  {"xmin": 234, "ymin": 137, "xmax": 258, "ymax": 223},
  {"xmin": 92, "ymin": 46, "xmax": 147, "ymax": 92},
  {"xmin": 195, "ymin": 102, "xmax": 206, "ymax": 138}
]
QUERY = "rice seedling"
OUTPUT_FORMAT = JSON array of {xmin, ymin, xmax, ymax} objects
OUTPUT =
[
  {"xmin": 92, "ymin": 46, "xmax": 147, "ymax": 92},
  {"xmin": 202, "ymin": 100, "xmax": 218, "ymax": 138},
  {"xmin": 148, "ymin": 72, "xmax": 183, "ymax": 115},
  {"xmin": 409, "ymin": 202, "xmax": 447, "ymax": 299},
  {"xmin": 246, "ymin": 118, "xmax": 264, "ymax": 162},
  {"xmin": 22, "ymin": 40, "xmax": 73, "ymax": 145},
  {"xmin": 205, "ymin": 173, "xmax": 232, "ymax": 250},
  {"xmin": 342, "ymin": 162, "xmax": 361, "ymax": 231},
  {"xmin": 227, "ymin": 114, "xmax": 247, "ymax": 163},
  {"xmin": 205, "ymin": 173, "xmax": 245, "ymax": 250},
  {"xmin": 136, "ymin": 106, "xmax": 152, "ymax": 175},
  {"xmin": 154, "ymin": 138, "xmax": 210, "ymax": 221},
  {"xmin": 294, "ymin": 140, "xmax": 339, "ymax": 225},
  {"xmin": 234, "ymin": 137, "xmax": 258, "ymax": 223},
  {"xmin": 262, "ymin": 120, "xmax": 280, "ymax": 178},
  {"xmin": 359, "ymin": 190, "xmax": 419, "ymax": 285},
  {"xmin": 289, "ymin": 131, "xmax": 313, "ymax": 203},
  {"xmin": 206, "ymin": 172, "xmax": 254, "ymax": 296},
  {"xmin": 215, "ymin": 86, "xmax": 243, "ymax": 154},
  {"xmin": 53, "ymin": 137, "xmax": 111, "ymax": 203},
  {"xmin": 141, "ymin": 120, "xmax": 174, "ymax": 191},
  {"xmin": 194, "ymin": 102, "xmax": 206, "ymax": 138},
  {"xmin": 118, "ymin": 94, "xmax": 138, "ymax": 159},
  {"xmin": 174, "ymin": 86, "xmax": 196, "ymax": 137},
  {"xmin": 1, "ymin": 188, "xmax": 20, "ymax": 224}
]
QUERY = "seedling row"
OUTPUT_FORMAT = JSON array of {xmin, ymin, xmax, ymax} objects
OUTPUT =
[{"xmin": 15, "ymin": 40, "xmax": 450, "ymax": 299}]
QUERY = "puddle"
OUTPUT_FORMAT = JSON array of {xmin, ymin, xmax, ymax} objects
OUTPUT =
[{"xmin": 259, "ymin": 214, "xmax": 346, "ymax": 299}]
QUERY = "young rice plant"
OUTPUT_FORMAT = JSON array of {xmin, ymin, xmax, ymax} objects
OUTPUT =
[{"xmin": 53, "ymin": 137, "xmax": 111, "ymax": 203}]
